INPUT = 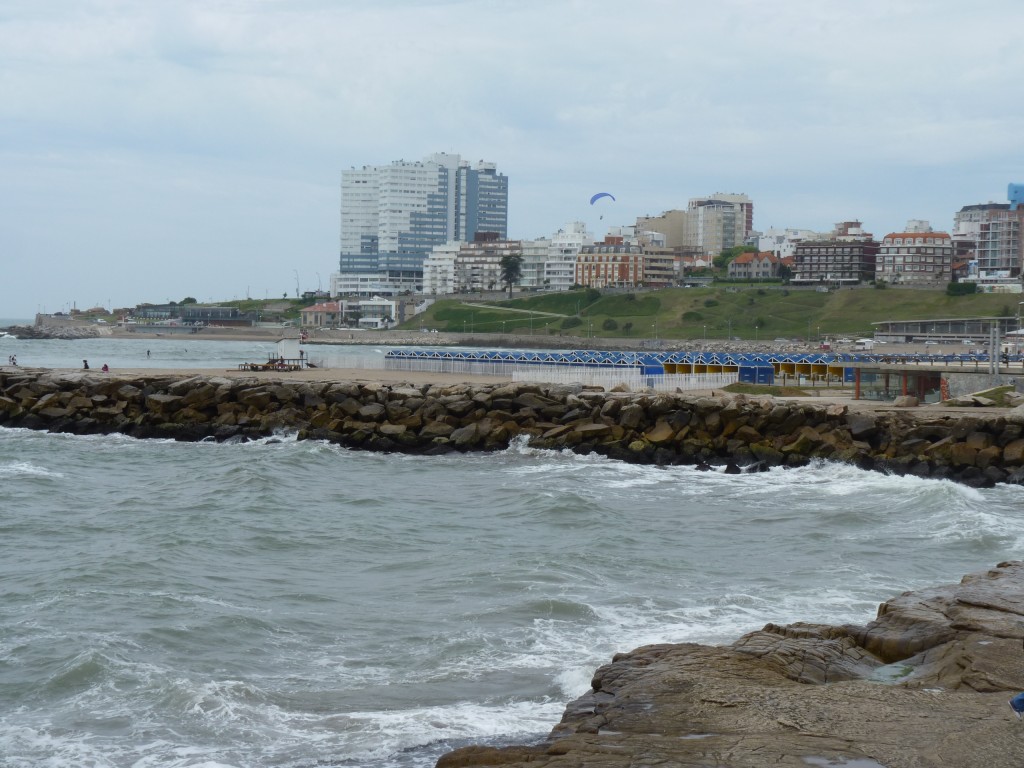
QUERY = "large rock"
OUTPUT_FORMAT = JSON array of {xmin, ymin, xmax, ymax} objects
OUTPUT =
[{"xmin": 438, "ymin": 562, "xmax": 1024, "ymax": 768}]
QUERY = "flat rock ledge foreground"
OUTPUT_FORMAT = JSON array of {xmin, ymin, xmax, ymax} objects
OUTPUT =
[
  {"xmin": 439, "ymin": 561, "xmax": 1024, "ymax": 768},
  {"xmin": 3, "ymin": 369, "xmax": 1024, "ymax": 487}
]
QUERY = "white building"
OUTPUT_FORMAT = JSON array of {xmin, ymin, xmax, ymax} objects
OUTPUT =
[
  {"xmin": 757, "ymin": 227, "xmax": 820, "ymax": 259},
  {"xmin": 338, "ymin": 152, "xmax": 508, "ymax": 295},
  {"xmin": 545, "ymin": 221, "xmax": 593, "ymax": 291},
  {"xmin": 422, "ymin": 242, "xmax": 460, "ymax": 296},
  {"xmin": 330, "ymin": 272, "xmax": 402, "ymax": 298},
  {"xmin": 520, "ymin": 238, "xmax": 550, "ymax": 290},
  {"xmin": 357, "ymin": 296, "xmax": 398, "ymax": 329}
]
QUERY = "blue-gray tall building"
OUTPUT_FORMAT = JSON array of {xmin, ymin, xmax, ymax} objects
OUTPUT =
[{"xmin": 336, "ymin": 153, "xmax": 508, "ymax": 295}]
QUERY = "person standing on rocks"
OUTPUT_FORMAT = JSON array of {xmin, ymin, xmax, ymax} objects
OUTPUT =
[
  {"xmin": 82, "ymin": 360, "xmax": 89, "ymax": 370},
  {"xmin": 1011, "ymin": 638, "xmax": 1024, "ymax": 719}
]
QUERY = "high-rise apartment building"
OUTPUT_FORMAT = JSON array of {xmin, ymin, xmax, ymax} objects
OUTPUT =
[
  {"xmin": 337, "ymin": 153, "xmax": 508, "ymax": 295},
  {"xmin": 636, "ymin": 193, "xmax": 753, "ymax": 258},
  {"xmin": 953, "ymin": 198, "xmax": 1024, "ymax": 281}
]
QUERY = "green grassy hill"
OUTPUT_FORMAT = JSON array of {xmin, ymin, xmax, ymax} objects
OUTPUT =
[{"xmin": 403, "ymin": 286, "xmax": 1021, "ymax": 340}]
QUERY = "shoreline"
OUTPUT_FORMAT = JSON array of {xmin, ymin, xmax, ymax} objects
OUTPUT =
[
  {"xmin": 2, "ymin": 368, "xmax": 1022, "ymax": 487},
  {"xmin": 438, "ymin": 561, "xmax": 1024, "ymax": 768}
]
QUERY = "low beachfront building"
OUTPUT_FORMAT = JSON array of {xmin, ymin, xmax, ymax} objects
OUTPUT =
[{"xmin": 300, "ymin": 301, "xmax": 351, "ymax": 328}]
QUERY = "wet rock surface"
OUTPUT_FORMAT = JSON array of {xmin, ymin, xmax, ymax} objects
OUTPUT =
[
  {"xmin": 2, "ymin": 370, "xmax": 1024, "ymax": 487},
  {"xmin": 438, "ymin": 562, "xmax": 1024, "ymax": 768}
]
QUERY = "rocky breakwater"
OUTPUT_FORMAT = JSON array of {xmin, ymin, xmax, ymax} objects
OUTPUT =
[
  {"xmin": 439, "ymin": 561, "xmax": 1024, "ymax": 768},
  {"xmin": 2, "ymin": 369, "xmax": 1024, "ymax": 487},
  {"xmin": 4, "ymin": 323, "xmax": 104, "ymax": 339}
]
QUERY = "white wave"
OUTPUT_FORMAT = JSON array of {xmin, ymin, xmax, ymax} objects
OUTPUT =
[
  {"xmin": 0, "ymin": 461, "xmax": 64, "ymax": 478},
  {"xmin": 331, "ymin": 698, "xmax": 560, "ymax": 765}
]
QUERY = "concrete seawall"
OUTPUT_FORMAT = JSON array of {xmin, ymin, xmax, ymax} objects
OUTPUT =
[{"xmin": 2, "ymin": 369, "xmax": 1024, "ymax": 487}]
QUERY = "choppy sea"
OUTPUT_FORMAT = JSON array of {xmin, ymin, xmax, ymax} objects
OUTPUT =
[{"xmin": 1, "ymin": 335, "xmax": 1022, "ymax": 767}]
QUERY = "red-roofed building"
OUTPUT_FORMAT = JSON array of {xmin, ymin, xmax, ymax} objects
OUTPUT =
[
  {"xmin": 727, "ymin": 251, "xmax": 779, "ymax": 280},
  {"xmin": 300, "ymin": 301, "xmax": 348, "ymax": 328}
]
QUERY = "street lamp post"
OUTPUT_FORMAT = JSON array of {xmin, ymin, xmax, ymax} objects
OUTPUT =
[{"xmin": 703, "ymin": 325, "xmax": 707, "ymax": 344}]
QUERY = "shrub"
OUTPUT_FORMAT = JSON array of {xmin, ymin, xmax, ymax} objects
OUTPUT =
[
  {"xmin": 946, "ymin": 281, "xmax": 976, "ymax": 296},
  {"xmin": 682, "ymin": 311, "xmax": 703, "ymax": 321},
  {"xmin": 561, "ymin": 316, "xmax": 582, "ymax": 329},
  {"xmin": 602, "ymin": 318, "xmax": 619, "ymax": 331},
  {"xmin": 703, "ymin": 299, "xmax": 719, "ymax": 308}
]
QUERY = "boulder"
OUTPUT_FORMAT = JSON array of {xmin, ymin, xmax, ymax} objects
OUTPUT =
[{"xmin": 440, "ymin": 562, "xmax": 1024, "ymax": 768}]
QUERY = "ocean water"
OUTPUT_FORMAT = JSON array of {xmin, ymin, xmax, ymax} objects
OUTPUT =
[
  {"xmin": 0, "ymin": 335, "xmax": 384, "ymax": 372},
  {"xmin": 1, "ymin": 339, "xmax": 1023, "ymax": 767}
]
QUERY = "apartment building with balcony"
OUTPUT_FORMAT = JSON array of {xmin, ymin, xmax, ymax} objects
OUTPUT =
[
  {"xmin": 875, "ymin": 223, "xmax": 954, "ymax": 286},
  {"xmin": 636, "ymin": 193, "xmax": 754, "ymax": 258},
  {"xmin": 453, "ymin": 238, "xmax": 522, "ymax": 293},
  {"xmin": 574, "ymin": 244, "xmax": 643, "ymax": 288},
  {"xmin": 338, "ymin": 152, "xmax": 507, "ymax": 295},
  {"xmin": 791, "ymin": 221, "xmax": 879, "ymax": 285}
]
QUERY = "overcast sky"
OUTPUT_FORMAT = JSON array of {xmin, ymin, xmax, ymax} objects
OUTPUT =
[{"xmin": 2, "ymin": 0, "xmax": 1023, "ymax": 318}]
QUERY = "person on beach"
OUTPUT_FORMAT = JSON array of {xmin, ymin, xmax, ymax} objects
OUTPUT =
[
  {"xmin": 147, "ymin": 349, "xmax": 151, "ymax": 358},
  {"xmin": 1011, "ymin": 638, "xmax": 1024, "ymax": 719},
  {"xmin": 82, "ymin": 360, "xmax": 89, "ymax": 370},
  {"xmin": 101, "ymin": 363, "xmax": 109, "ymax": 372}
]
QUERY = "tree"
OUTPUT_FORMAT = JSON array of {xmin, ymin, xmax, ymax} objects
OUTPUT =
[
  {"xmin": 180, "ymin": 297, "xmax": 198, "ymax": 305},
  {"xmin": 623, "ymin": 321, "xmax": 633, "ymax": 336},
  {"xmin": 499, "ymin": 253, "xmax": 524, "ymax": 298}
]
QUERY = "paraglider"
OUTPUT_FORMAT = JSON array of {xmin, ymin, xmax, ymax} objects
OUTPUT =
[{"xmin": 590, "ymin": 192, "xmax": 615, "ymax": 219}]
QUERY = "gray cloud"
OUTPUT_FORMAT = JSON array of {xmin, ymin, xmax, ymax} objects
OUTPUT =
[{"xmin": 2, "ymin": 0, "xmax": 1023, "ymax": 317}]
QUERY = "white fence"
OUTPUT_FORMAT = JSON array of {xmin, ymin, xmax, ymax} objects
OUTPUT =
[
  {"xmin": 511, "ymin": 368, "xmax": 738, "ymax": 392},
  {"xmin": 320, "ymin": 355, "xmax": 739, "ymax": 392}
]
